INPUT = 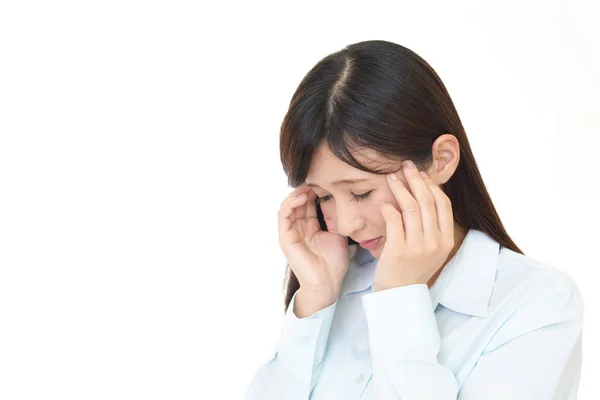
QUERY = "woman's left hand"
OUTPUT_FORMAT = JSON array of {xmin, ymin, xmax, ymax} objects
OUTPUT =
[{"xmin": 373, "ymin": 160, "xmax": 455, "ymax": 292}]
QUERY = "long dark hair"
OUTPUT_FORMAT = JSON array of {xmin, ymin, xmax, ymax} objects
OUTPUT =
[{"xmin": 279, "ymin": 40, "xmax": 523, "ymax": 312}]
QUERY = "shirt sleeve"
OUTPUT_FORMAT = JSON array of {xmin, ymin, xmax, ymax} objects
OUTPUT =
[
  {"xmin": 458, "ymin": 277, "xmax": 584, "ymax": 399},
  {"xmin": 244, "ymin": 290, "xmax": 338, "ymax": 400},
  {"xmin": 361, "ymin": 284, "xmax": 459, "ymax": 399}
]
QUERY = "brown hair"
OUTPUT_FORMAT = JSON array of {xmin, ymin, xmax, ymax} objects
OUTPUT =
[{"xmin": 279, "ymin": 40, "xmax": 523, "ymax": 312}]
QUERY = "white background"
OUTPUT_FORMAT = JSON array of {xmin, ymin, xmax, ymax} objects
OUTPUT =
[{"xmin": 1, "ymin": 0, "xmax": 598, "ymax": 399}]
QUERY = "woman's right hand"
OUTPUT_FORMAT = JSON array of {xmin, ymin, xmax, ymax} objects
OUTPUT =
[{"xmin": 278, "ymin": 185, "xmax": 351, "ymax": 312}]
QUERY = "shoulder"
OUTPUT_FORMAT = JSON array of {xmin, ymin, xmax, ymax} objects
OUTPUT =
[
  {"xmin": 485, "ymin": 248, "xmax": 583, "ymax": 346},
  {"xmin": 480, "ymin": 249, "xmax": 584, "ymax": 354},
  {"xmin": 494, "ymin": 247, "xmax": 583, "ymax": 305}
]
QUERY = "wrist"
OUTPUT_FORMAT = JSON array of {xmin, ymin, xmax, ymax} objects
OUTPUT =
[{"xmin": 294, "ymin": 287, "xmax": 339, "ymax": 318}]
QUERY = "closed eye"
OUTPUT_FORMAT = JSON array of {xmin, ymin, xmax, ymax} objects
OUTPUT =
[
  {"xmin": 352, "ymin": 190, "xmax": 374, "ymax": 202},
  {"xmin": 315, "ymin": 191, "xmax": 374, "ymax": 204},
  {"xmin": 315, "ymin": 195, "xmax": 332, "ymax": 204}
]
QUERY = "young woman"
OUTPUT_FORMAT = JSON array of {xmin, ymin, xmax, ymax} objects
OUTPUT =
[{"xmin": 244, "ymin": 40, "xmax": 583, "ymax": 399}]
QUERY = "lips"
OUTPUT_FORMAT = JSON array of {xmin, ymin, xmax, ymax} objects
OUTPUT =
[
  {"xmin": 357, "ymin": 236, "xmax": 383, "ymax": 250},
  {"xmin": 358, "ymin": 237, "xmax": 380, "ymax": 246}
]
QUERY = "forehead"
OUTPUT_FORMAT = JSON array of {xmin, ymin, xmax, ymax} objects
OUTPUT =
[{"xmin": 305, "ymin": 144, "xmax": 387, "ymax": 181}]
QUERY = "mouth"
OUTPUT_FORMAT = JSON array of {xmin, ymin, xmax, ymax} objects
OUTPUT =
[{"xmin": 357, "ymin": 236, "xmax": 383, "ymax": 250}]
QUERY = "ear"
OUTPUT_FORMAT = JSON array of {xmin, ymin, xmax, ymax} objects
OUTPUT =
[{"xmin": 425, "ymin": 134, "xmax": 460, "ymax": 186}]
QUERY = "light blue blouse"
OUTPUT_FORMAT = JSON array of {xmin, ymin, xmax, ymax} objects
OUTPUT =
[{"xmin": 244, "ymin": 229, "xmax": 584, "ymax": 399}]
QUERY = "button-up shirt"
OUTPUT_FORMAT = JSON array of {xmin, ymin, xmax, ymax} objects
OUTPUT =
[{"xmin": 244, "ymin": 229, "xmax": 584, "ymax": 399}]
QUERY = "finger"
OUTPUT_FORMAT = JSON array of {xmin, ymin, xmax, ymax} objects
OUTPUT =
[
  {"xmin": 295, "ymin": 188, "xmax": 316, "ymax": 220},
  {"xmin": 280, "ymin": 185, "xmax": 312, "ymax": 208},
  {"xmin": 415, "ymin": 171, "xmax": 440, "ymax": 239},
  {"xmin": 278, "ymin": 193, "xmax": 307, "ymax": 226},
  {"xmin": 294, "ymin": 188, "xmax": 317, "ymax": 220},
  {"xmin": 379, "ymin": 201, "xmax": 405, "ymax": 247},
  {"xmin": 281, "ymin": 189, "xmax": 321, "ymax": 239},
  {"xmin": 298, "ymin": 191, "xmax": 322, "ymax": 236},
  {"xmin": 292, "ymin": 197, "xmax": 308, "ymax": 226},
  {"xmin": 401, "ymin": 165, "xmax": 437, "ymax": 239},
  {"xmin": 304, "ymin": 189, "xmax": 318, "ymax": 219},
  {"xmin": 425, "ymin": 175, "xmax": 455, "ymax": 242},
  {"xmin": 280, "ymin": 187, "xmax": 311, "ymax": 214},
  {"xmin": 278, "ymin": 193, "xmax": 308, "ymax": 241},
  {"xmin": 387, "ymin": 167, "xmax": 423, "ymax": 244}
]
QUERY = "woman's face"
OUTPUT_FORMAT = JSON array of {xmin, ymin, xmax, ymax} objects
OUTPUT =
[{"xmin": 304, "ymin": 144, "xmax": 412, "ymax": 259}]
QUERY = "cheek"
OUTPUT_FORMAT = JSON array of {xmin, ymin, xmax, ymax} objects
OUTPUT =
[
  {"xmin": 321, "ymin": 203, "xmax": 336, "ymax": 221},
  {"xmin": 367, "ymin": 206, "xmax": 387, "ymax": 233},
  {"xmin": 320, "ymin": 203, "xmax": 339, "ymax": 233}
]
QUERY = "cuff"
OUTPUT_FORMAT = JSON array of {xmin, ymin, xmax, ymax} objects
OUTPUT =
[
  {"xmin": 361, "ymin": 284, "xmax": 440, "ymax": 357},
  {"xmin": 274, "ymin": 290, "xmax": 338, "ymax": 367}
]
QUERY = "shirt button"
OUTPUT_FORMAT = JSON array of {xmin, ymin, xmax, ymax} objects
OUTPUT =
[
  {"xmin": 356, "ymin": 373, "xmax": 364, "ymax": 384},
  {"xmin": 298, "ymin": 336, "xmax": 310, "ymax": 345}
]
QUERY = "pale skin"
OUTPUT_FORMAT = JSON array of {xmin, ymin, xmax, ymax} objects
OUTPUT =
[{"xmin": 277, "ymin": 134, "xmax": 468, "ymax": 318}]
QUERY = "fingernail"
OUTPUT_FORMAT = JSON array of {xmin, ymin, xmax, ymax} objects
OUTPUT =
[
  {"xmin": 420, "ymin": 171, "xmax": 428, "ymax": 178},
  {"xmin": 388, "ymin": 173, "xmax": 398, "ymax": 181},
  {"xmin": 403, "ymin": 160, "xmax": 415, "ymax": 169}
]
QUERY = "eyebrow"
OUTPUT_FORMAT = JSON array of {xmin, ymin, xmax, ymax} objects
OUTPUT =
[{"xmin": 306, "ymin": 178, "xmax": 370, "ymax": 188}]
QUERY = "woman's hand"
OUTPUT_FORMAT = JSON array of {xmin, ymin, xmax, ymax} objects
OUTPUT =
[
  {"xmin": 278, "ymin": 185, "xmax": 350, "ymax": 306},
  {"xmin": 374, "ymin": 160, "xmax": 455, "ymax": 292}
]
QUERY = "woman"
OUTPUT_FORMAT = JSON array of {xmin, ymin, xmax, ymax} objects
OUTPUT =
[{"xmin": 244, "ymin": 40, "xmax": 583, "ymax": 399}]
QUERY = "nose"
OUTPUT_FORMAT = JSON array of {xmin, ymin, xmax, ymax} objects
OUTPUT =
[{"xmin": 335, "ymin": 202, "xmax": 365, "ymax": 238}]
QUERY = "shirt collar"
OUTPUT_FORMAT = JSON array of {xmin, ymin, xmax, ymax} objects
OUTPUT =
[
  {"xmin": 429, "ymin": 229, "xmax": 499, "ymax": 318},
  {"xmin": 341, "ymin": 228, "xmax": 499, "ymax": 318}
]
